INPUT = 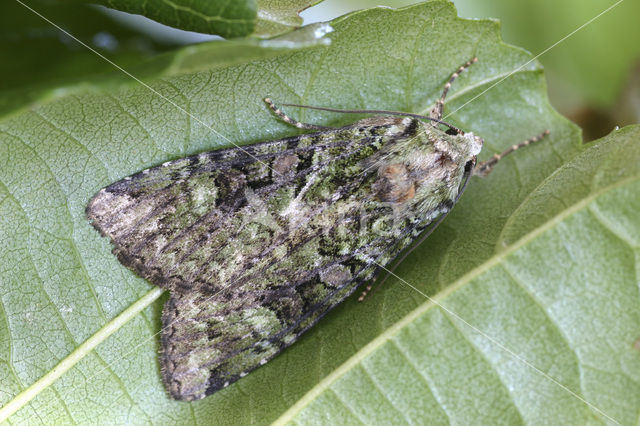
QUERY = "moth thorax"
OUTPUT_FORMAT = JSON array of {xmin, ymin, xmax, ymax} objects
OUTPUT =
[
  {"xmin": 433, "ymin": 132, "xmax": 483, "ymax": 165},
  {"xmin": 373, "ymin": 163, "xmax": 415, "ymax": 203}
]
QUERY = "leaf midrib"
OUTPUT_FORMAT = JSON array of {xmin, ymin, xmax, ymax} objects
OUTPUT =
[{"xmin": 0, "ymin": 287, "xmax": 165, "ymax": 422}]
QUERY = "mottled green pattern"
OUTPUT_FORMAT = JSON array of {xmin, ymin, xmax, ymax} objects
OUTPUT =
[{"xmin": 86, "ymin": 116, "xmax": 480, "ymax": 400}]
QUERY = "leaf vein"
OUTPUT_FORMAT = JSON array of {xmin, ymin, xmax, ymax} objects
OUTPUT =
[
  {"xmin": 104, "ymin": 93, "xmax": 168, "ymax": 157},
  {"xmin": 359, "ymin": 361, "xmax": 411, "ymax": 425},
  {"xmin": 327, "ymin": 387, "xmax": 367, "ymax": 426},
  {"xmin": 587, "ymin": 204, "xmax": 638, "ymax": 250},
  {"xmin": 388, "ymin": 338, "xmax": 452, "ymax": 424},
  {"xmin": 159, "ymin": 0, "xmax": 254, "ymax": 25},
  {"xmin": 442, "ymin": 307, "xmax": 526, "ymax": 424}
]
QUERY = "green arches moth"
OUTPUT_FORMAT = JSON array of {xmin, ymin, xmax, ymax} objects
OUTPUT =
[{"xmin": 86, "ymin": 58, "xmax": 547, "ymax": 400}]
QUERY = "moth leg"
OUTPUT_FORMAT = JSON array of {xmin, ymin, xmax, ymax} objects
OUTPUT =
[
  {"xmin": 264, "ymin": 98, "xmax": 333, "ymax": 130},
  {"xmin": 357, "ymin": 276, "xmax": 391, "ymax": 302},
  {"xmin": 358, "ymin": 283, "xmax": 375, "ymax": 302},
  {"xmin": 353, "ymin": 259, "xmax": 392, "ymax": 302},
  {"xmin": 474, "ymin": 130, "xmax": 550, "ymax": 176},
  {"xmin": 430, "ymin": 57, "xmax": 478, "ymax": 121},
  {"xmin": 357, "ymin": 268, "xmax": 388, "ymax": 302}
]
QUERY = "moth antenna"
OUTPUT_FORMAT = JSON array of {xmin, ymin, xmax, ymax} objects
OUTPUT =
[
  {"xmin": 430, "ymin": 57, "xmax": 478, "ymax": 121},
  {"xmin": 269, "ymin": 99, "xmax": 464, "ymax": 135},
  {"xmin": 264, "ymin": 98, "xmax": 333, "ymax": 130},
  {"xmin": 474, "ymin": 130, "xmax": 550, "ymax": 176}
]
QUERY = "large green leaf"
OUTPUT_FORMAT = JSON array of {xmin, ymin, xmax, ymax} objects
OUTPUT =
[
  {"xmin": 276, "ymin": 126, "xmax": 640, "ymax": 425},
  {"xmin": 4, "ymin": 1, "xmax": 630, "ymax": 423},
  {"xmin": 89, "ymin": 0, "xmax": 322, "ymax": 38}
]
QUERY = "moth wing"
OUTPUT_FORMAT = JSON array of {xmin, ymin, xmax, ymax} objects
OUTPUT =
[
  {"xmin": 161, "ymin": 267, "xmax": 363, "ymax": 401},
  {"xmin": 85, "ymin": 117, "xmax": 410, "ymax": 295},
  {"xmin": 85, "ymin": 130, "xmax": 365, "ymax": 292}
]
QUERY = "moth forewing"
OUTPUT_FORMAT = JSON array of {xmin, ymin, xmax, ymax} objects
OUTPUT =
[{"xmin": 86, "ymin": 58, "xmax": 547, "ymax": 400}]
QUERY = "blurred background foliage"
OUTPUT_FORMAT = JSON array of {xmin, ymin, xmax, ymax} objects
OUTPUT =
[
  {"xmin": 3, "ymin": 0, "xmax": 639, "ymax": 139},
  {"xmin": 303, "ymin": 0, "xmax": 640, "ymax": 141}
]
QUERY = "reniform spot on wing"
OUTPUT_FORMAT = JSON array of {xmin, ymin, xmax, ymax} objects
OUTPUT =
[{"xmin": 373, "ymin": 163, "xmax": 416, "ymax": 203}]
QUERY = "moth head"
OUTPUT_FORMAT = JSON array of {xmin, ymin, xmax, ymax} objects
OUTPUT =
[
  {"xmin": 462, "ymin": 132, "xmax": 483, "ymax": 157},
  {"xmin": 430, "ymin": 128, "xmax": 483, "ymax": 165}
]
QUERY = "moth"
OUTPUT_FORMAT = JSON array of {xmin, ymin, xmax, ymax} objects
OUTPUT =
[{"xmin": 86, "ymin": 57, "xmax": 548, "ymax": 401}]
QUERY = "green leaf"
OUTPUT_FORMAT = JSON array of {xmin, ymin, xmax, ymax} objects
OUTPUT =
[
  {"xmin": 88, "ymin": 0, "xmax": 257, "ymax": 38},
  {"xmin": 255, "ymin": 0, "xmax": 324, "ymax": 37},
  {"xmin": 275, "ymin": 126, "xmax": 640, "ymax": 425},
  {"xmin": 89, "ymin": 0, "xmax": 321, "ymax": 38},
  {"xmin": 4, "ymin": 1, "xmax": 635, "ymax": 423}
]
